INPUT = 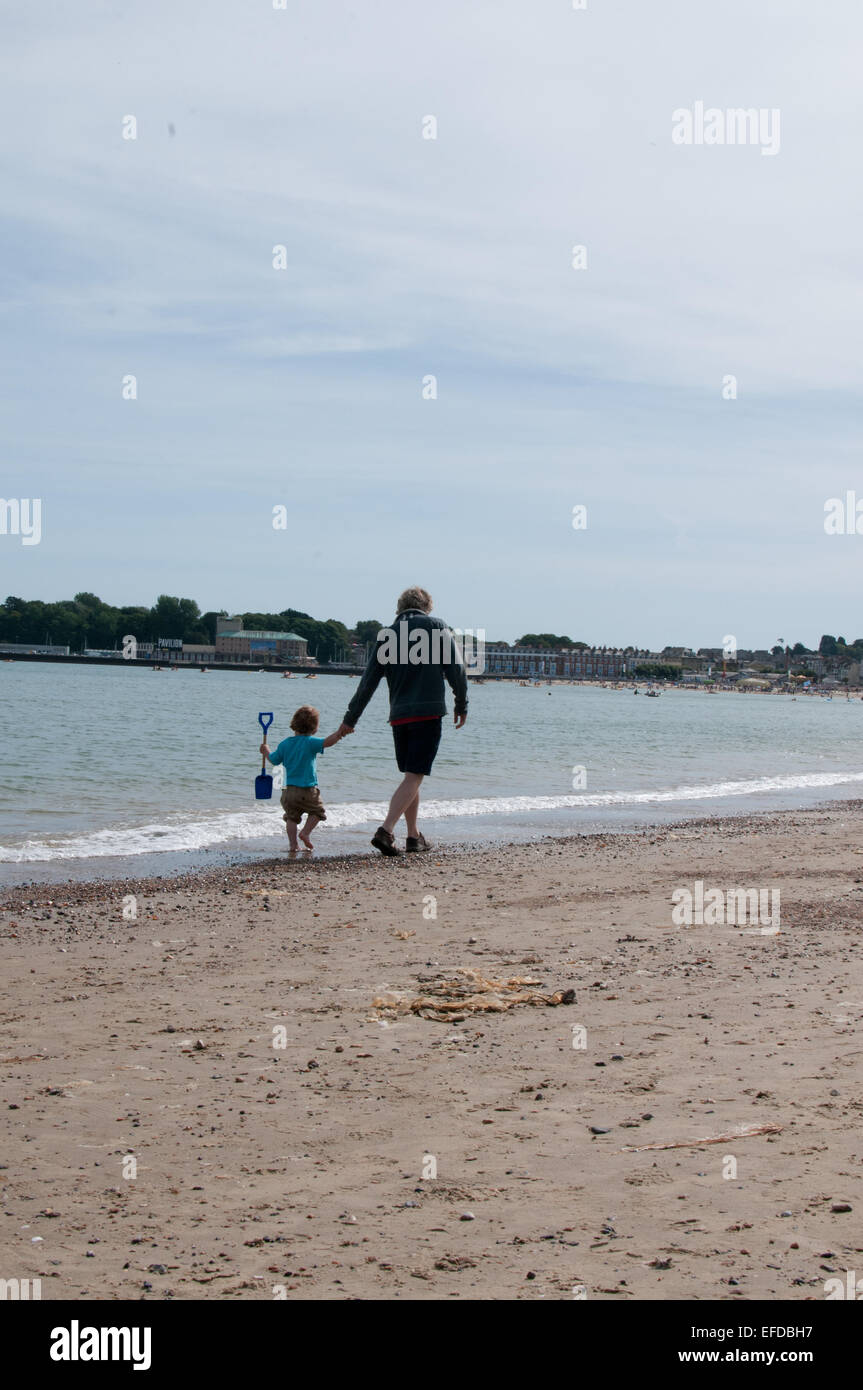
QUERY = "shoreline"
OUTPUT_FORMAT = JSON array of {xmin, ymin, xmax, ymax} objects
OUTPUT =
[
  {"xmin": 7, "ymin": 667, "xmax": 863, "ymax": 885},
  {"xmin": 3, "ymin": 796, "xmax": 863, "ymax": 899}
]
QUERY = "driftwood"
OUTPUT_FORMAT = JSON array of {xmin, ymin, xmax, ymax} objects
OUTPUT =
[{"xmin": 621, "ymin": 1122, "xmax": 782, "ymax": 1152}]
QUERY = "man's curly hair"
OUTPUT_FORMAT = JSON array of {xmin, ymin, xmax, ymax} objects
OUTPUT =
[{"xmin": 396, "ymin": 586, "xmax": 432, "ymax": 614}]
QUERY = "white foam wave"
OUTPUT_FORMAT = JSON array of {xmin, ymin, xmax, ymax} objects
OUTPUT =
[{"xmin": 3, "ymin": 770, "xmax": 863, "ymax": 862}]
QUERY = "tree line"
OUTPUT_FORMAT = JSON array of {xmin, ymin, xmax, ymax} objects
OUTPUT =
[
  {"xmin": 2, "ymin": 595, "xmax": 854, "ymax": 666},
  {"xmin": 0, "ymin": 594, "xmax": 385, "ymax": 665}
]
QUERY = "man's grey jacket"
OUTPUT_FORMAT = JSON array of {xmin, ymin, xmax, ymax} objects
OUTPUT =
[{"xmin": 343, "ymin": 609, "xmax": 469, "ymax": 727}]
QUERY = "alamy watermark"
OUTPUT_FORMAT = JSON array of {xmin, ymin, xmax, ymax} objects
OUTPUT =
[
  {"xmin": 672, "ymin": 102, "xmax": 780, "ymax": 157},
  {"xmin": 0, "ymin": 1277, "xmax": 41, "ymax": 1300},
  {"xmin": 375, "ymin": 621, "xmax": 486, "ymax": 674},
  {"xmin": 824, "ymin": 1270, "xmax": 863, "ymax": 1299},
  {"xmin": 824, "ymin": 492, "xmax": 863, "ymax": 535},
  {"xmin": 671, "ymin": 880, "xmax": 780, "ymax": 934},
  {"xmin": 50, "ymin": 1323, "xmax": 151, "ymax": 1370},
  {"xmin": 0, "ymin": 498, "xmax": 41, "ymax": 545}
]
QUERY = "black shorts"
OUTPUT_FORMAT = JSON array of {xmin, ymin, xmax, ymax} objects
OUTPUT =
[{"xmin": 391, "ymin": 717, "xmax": 443, "ymax": 775}]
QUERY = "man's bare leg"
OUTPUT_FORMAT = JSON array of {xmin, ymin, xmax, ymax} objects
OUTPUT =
[
  {"xmin": 403, "ymin": 789, "xmax": 421, "ymax": 839},
  {"xmin": 299, "ymin": 814, "xmax": 321, "ymax": 850},
  {"xmin": 382, "ymin": 773, "xmax": 424, "ymax": 836}
]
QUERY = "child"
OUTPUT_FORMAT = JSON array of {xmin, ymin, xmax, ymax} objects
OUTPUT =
[{"xmin": 259, "ymin": 705, "xmax": 348, "ymax": 851}]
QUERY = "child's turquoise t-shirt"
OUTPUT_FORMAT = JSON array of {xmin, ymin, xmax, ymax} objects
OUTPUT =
[{"xmin": 267, "ymin": 735, "xmax": 325, "ymax": 787}]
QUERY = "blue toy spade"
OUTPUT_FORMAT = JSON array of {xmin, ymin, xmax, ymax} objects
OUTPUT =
[{"xmin": 255, "ymin": 712, "xmax": 274, "ymax": 799}]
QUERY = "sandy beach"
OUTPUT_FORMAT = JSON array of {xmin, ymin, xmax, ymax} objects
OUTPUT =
[{"xmin": 2, "ymin": 804, "xmax": 862, "ymax": 1301}]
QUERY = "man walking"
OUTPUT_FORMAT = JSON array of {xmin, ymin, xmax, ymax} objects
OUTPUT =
[{"xmin": 336, "ymin": 586, "xmax": 468, "ymax": 856}]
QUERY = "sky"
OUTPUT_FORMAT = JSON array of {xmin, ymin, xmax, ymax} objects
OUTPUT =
[{"xmin": 1, "ymin": 0, "xmax": 862, "ymax": 649}]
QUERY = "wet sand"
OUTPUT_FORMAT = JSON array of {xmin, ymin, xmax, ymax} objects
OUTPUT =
[{"xmin": 2, "ymin": 804, "xmax": 862, "ymax": 1300}]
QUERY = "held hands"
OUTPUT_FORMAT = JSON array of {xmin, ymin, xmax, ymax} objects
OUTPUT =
[{"xmin": 335, "ymin": 723, "xmax": 354, "ymax": 741}]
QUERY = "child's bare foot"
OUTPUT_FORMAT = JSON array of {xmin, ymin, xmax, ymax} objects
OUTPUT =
[{"xmin": 298, "ymin": 833, "xmax": 314, "ymax": 851}]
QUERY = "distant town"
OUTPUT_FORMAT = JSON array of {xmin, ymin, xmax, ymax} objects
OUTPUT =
[{"xmin": 0, "ymin": 593, "xmax": 860, "ymax": 686}]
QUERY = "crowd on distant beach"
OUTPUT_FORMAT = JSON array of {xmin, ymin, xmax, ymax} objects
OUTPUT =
[{"xmin": 487, "ymin": 677, "xmax": 863, "ymax": 698}]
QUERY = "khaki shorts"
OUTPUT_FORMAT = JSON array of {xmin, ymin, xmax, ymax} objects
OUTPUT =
[{"xmin": 280, "ymin": 784, "xmax": 327, "ymax": 825}]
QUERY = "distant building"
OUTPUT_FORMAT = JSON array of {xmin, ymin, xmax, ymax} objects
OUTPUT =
[
  {"xmin": 789, "ymin": 653, "xmax": 824, "ymax": 677},
  {"xmin": 134, "ymin": 624, "xmax": 307, "ymax": 665},
  {"xmin": 135, "ymin": 641, "xmax": 214, "ymax": 664},
  {"xmin": 215, "ymin": 618, "xmax": 308, "ymax": 665},
  {"xmin": 175, "ymin": 644, "xmax": 217, "ymax": 665},
  {"xmin": 737, "ymin": 649, "xmax": 773, "ymax": 666},
  {"xmin": 137, "ymin": 638, "xmax": 185, "ymax": 662},
  {"xmin": 632, "ymin": 651, "xmax": 680, "ymax": 671},
  {"xmin": 0, "ymin": 642, "xmax": 70, "ymax": 656},
  {"xmin": 484, "ymin": 645, "xmax": 627, "ymax": 679}
]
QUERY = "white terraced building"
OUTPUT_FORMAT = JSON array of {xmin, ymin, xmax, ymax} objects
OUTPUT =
[{"xmin": 484, "ymin": 645, "xmax": 627, "ymax": 679}]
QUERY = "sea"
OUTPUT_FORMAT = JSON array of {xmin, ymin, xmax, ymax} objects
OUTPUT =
[{"xmin": 1, "ymin": 662, "xmax": 861, "ymax": 882}]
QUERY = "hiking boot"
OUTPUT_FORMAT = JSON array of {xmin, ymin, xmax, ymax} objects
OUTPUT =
[
  {"xmin": 405, "ymin": 833, "xmax": 431, "ymax": 852},
  {"xmin": 371, "ymin": 826, "xmax": 401, "ymax": 857}
]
